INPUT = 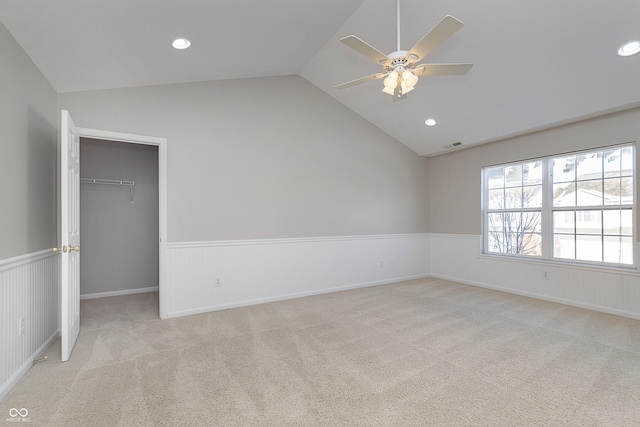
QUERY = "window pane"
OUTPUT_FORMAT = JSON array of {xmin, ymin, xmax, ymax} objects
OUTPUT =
[
  {"xmin": 621, "ymin": 209, "xmax": 632, "ymax": 235},
  {"xmin": 603, "ymin": 177, "xmax": 621, "ymax": 205},
  {"xmin": 502, "ymin": 232, "xmax": 529, "ymax": 255},
  {"xmin": 577, "ymin": 152, "xmax": 602, "ymax": 181},
  {"xmin": 487, "ymin": 230, "xmax": 517, "ymax": 254},
  {"xmin": 504, "ymin": 165, "xmax": 522, "ymax": 187},
  {"xmin": 505, "ymin": 187, "xmax": 522, "ymax": 209},
  {"xmin": 486, "ymin": 167, "xmax": 504, "ymax": 189},
  {"xmin": 604, "ymin": 149, "xmax": 621, "ymax": 178},
  {"xmin": 602, "ymin": 209, "xmax": 631, "ymax": 236},
  {"xmin": 487, "ymin": 212, "xmax": 506, "ymax": 232},
  {"xmin": 576, "ymin": 210, "xmax": 601, "ymax": 235},
  {"xmin": 554, "ymin": 234, "xmax": 575, "ymax": 259},
  {"xmin": 523, "ymin": 185, "xmax": 542, "ymax": 208},
  {"xmin": 553, "ymin": 211, "xmax": 574, "ymax": 234},
  {"xmin": 604, "ymin": 236, "xmax": 633, "ymax": 264},
  {"xmin": 553, "ymin": 155, "xmax": 575, "ymax": 183},
  {"xmin": 521, "ymin": 233, "xmax": 542, "ymax": 256},
  {"xmin": 488, "ymin": 189, "xmax": 504, "ymax": 209},
  {"xmin": 553, "ymin": 182, "xmax": 576, "ymax": 207},
  {"xmin": 576, "ymin": 235, "xmax": 602, "ymax": 262},
  {"xmin": 522, "ymin": 211, "xmax": 542, "ymax": 233},
  {"xmin": 523, "ymin": 162, "xmax": 542, "ymax": 186},
  {"xmin": 487, "ymin": 233, "xmax": 504, "ymax": 253},
  {"xmin": 621, "ymin": 177, "xmax": 633, "ymax": 204},
  {"xmin": 603, "ymin": 210, "xmax": 621, "ymax": 235},
  {"xmin": 486, "ymin": 212, "xmax": 541, "ymax": 256},
  {"xmin": 621, "ymin": 146, "xmax": 633, "ymax": 177},
  {"xmin": 577, "ymin": 180, "xmax": 603, "ymax": 206},
  {"xmin": 504, "ymin": 212, "xmax": 520, "ymax": 232}
]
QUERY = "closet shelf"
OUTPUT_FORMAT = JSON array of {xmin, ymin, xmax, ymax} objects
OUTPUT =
[{"xmin": 80, "ymin": 178, "xmax": 135, "ymax": 202}]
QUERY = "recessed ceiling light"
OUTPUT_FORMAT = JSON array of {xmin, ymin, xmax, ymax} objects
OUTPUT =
[
  {"xmin": 617, "ymin": 40, "xmax": 640, "ymax": 57},
  {"xmin": 172, "ymin": 38, "xmax": 191, "ymax": 50},
  {"xmin": 425, "ymin": 118, "xmax": 436, "ymax": 126}
]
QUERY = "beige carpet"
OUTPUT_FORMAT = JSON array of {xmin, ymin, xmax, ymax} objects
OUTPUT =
[{"xmin": 2, "ymin": 278, "xmax": 640, "ymax": 426}]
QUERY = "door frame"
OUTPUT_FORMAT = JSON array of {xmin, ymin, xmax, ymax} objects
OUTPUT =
[{"xmin": 77, "ymin": 127, "xmax": 168, "ymax": 319}]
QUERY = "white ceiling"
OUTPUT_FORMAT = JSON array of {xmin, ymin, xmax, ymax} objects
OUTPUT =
[{"xmin": 2, "ymin": 0, "xmax": 639, "ymax": 156}]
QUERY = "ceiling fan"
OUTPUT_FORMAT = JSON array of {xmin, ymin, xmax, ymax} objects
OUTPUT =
[{"xmin": 335, "ymin": 0, "xmax": 473, "ymax": 101}]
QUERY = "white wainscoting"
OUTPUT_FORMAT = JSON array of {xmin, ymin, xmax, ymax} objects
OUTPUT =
[
  {"xmin": 166, "ymin": 234, "xmax": 430, "ymax": 318},
  {"xmin": 430, "ymin": 233, "xmax": 640, "ymax": 320},
  {"xmin": 0, "ymin": 250, "xmax": 59, "ymax": 401}
]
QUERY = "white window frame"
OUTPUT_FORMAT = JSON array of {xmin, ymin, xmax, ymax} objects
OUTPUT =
[{"xmin": 481, "ymin": 142, "xmax": 636, "ymax": 269}]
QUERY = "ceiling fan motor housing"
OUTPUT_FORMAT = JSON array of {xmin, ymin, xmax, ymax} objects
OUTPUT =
[{"xmin": 382, "ymin": 51, "xmax": 418, "ymax": 73}]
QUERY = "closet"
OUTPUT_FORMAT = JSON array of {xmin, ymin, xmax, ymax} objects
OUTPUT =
[{"xmin": 79, "ymin": 138, "xmax": 159, "ymax": 307}]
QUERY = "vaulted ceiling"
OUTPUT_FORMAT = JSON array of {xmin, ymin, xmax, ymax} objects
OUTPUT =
[{"xmin": 2, "ymin": 0, "xmax": 639, "ymax": 156}]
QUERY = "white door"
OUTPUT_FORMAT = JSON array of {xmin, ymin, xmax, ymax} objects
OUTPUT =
[{"xmin": 60, "ymin": 110, "xmax": 81, "ymax": 362}]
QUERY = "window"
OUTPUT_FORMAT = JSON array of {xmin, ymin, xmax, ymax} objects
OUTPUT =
[{"xmin": 482, "ymin": 143, "xmax": 635, "ymax": 267}]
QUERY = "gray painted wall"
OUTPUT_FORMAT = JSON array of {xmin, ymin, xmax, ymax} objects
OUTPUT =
[
  {"xmin": 58, "ymin": 76, "xmax": 430, "ymax": 242},
  {"xmin": 0, "ymin": 21, "xmax": 57, "ymax": 259},
  {"xmin": 79, "ymin": 138, "xmax": 159, "ymax": 296},
  {"xmin": 429, "ymin": 107, "xmax": 640, "ymax": 236}
]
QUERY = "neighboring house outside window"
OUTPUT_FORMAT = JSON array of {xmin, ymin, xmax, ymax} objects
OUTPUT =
[{"xmin": 482, "ymin": 143, "xmax": 635, "ymax": 267}]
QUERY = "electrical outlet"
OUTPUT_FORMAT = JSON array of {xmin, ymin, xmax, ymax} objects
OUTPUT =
[
  {"xmin": 214, "ymin": 277, "xmax": 222, "ymax": 287},
  {"xmin": 542, "ymin": 271, "xmax": 549, "ymax": 280},
  {"xmin": 18, "ymin": 317, "xmax": 25, "ymax": 336}
]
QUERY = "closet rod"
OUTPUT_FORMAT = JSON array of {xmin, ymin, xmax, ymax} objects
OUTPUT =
[{"xmin": 80, "ymin": 178, "xmax": 135, "ymax": 202}]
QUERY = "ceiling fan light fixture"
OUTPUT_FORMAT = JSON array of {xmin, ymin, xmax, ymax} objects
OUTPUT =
[
  {"xmin": 383, "ymin": 71, "xmax": 398, "ymax": 88},
  {"xmin": 382, "ymin": 71, "xmax": 399, "ymax": 95},
  {"xmin": 618, "ymin": 40, "xmax": 640, "ymax": 57},
  {"xmin": 402, "ymin": 70, "xmax": 418, "ymax": 88},
  {"xmin": 382, "ymin": 86, "xmax": 396, "ymax": 95},
  {"xmin": 400, "ymin": 84, "xmax": 415, "ymax": 95}
]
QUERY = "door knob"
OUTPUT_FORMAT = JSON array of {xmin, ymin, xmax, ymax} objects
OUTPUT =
[
  {"xmin": 53, "ymin": 247, "xmax": 63, "ymax": 253},
  {"xmin": 68, "ymin": 245, "xmax": 80, "ymax": 252},
  {"xmin": 53, "ymin": 246, "xmax": 69, "ymax": 253}
]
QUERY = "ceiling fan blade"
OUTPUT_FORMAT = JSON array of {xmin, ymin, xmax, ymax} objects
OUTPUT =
[
  {"xmin": 335, "ymin": 73, "xmax": 387, "ymax": 90},
  {"xmin": 407, "ymin": 15, "xmax": 464, "ymax": 62},
  {"xmin": 340, "ymin": 35, "xmax": 389, "ymax": 64},
  {"xmin": 413, "ymin": 63, "xmax": 473, "ymax": 76}
]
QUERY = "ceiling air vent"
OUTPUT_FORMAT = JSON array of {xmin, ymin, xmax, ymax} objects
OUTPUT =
[{"xmin": 443, "ymin": 141, "xmax": 463, "ymax": 149}]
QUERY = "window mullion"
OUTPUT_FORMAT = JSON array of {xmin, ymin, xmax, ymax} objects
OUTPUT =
[{"xmin": 541, "ymin": 159, "xmax": 552, "ymax": 259}]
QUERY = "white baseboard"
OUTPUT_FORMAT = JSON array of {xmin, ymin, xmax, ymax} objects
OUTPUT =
[
  {"xmin": 430, "ymin": 272, "xmax": 640, "ymax": 321},
  {"xmin": 167, "ymin": 274, "xmax": 430, "ymax": 318},
  {"xmin": 80, "ymin": 286, "xmax": 159, "ymax": 300},
  {"xmin": 0, "ymin": 329, "xmax": 58, "ymax": 402}
]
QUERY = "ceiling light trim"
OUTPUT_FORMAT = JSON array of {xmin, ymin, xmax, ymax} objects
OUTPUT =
[
  {"xmin": 172, "ymin": 38, "xmax": 191, "ymax": 50},
  {"xmin": 617, "ymin": 40, "xmax": 640, "ymax": 56}
]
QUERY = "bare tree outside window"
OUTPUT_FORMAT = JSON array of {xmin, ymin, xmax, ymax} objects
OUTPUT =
[
  {"xmin": 487, "ymin": 186, "xmax": 541, "ymax": 255},
  {"xmin": 485, "ymin": 163, "xmax": 542, "ymax": 256}
]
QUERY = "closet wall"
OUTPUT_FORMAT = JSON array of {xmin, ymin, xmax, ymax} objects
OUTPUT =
[{"xmin": 80, "ymin": 138, "xmax": 159, "ymax": 298}]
